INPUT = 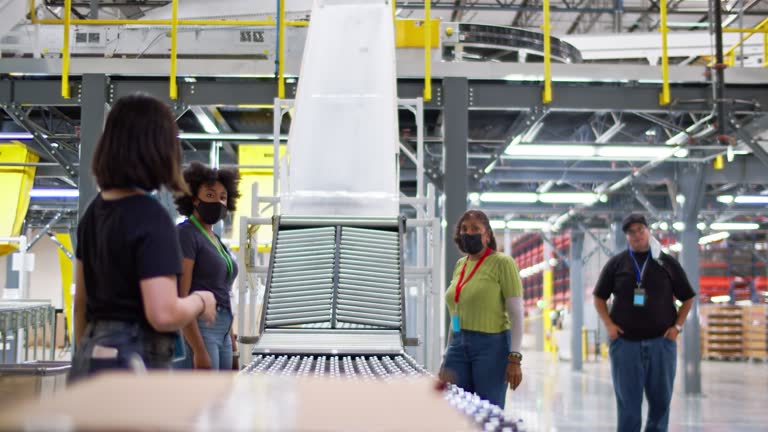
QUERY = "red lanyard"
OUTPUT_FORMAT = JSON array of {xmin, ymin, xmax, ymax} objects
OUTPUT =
[{"xmin": 454, "ymin": 247, "xmax": 492, "ymax": 303}]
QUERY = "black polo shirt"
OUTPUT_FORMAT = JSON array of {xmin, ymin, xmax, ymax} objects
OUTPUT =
[{"xmin": 593, "ymin": 250, "xmax": 695, "ymax": 340}]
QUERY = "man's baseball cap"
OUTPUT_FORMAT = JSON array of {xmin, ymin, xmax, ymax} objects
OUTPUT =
[{"xmin": 622, "ymin": 213, "xmax": 648, "ymax": 233}]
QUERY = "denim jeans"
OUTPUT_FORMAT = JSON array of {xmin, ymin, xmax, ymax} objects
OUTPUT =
[
  {"xmin": 69, "ymin": 320, "xmax": 175, "ymax": 383},
  {"xmin": 609, "ymin": 336, "xmax": 677, "ymax": 432},
  {"xmin": 443, "ymin": 329, "xmax": 510, "ymax": 408},
  {"xmin": 176, "ymin": 306, "xmax": 233, "ymax": 370}
]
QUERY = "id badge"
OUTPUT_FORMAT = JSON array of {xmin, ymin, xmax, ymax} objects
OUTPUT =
[
  {"xmin": 451, "ymin": 315, "xmax": 460, "ymax": 333},
  {"xmin": 633, "ymin": 288, "xmax": 646, "ymax": 307},
  {"xmin": 172, "ymin": 331, "xmax": 187, "ymax": 362}
]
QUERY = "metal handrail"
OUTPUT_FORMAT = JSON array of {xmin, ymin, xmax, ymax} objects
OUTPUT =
[{"xmin": 28, "ymin": 0, "xmax": 307, "ymax": 99}]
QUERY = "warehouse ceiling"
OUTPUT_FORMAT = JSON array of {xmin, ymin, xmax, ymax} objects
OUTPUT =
[{"xmin": 4, "ymin": 0, "xmax": 768, "ymax": 234}]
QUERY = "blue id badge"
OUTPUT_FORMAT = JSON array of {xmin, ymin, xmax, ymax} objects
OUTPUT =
[
  {"xmin": 633, "ymin": 288, "xmax": 646, "ymax": 307},
  {"xmin": 451, "ymin": 316, "xmax": 460, "ymax": 333},
  {"xmin": 172, "ymin": 331, "xmax": 187, "ymax": 362}
]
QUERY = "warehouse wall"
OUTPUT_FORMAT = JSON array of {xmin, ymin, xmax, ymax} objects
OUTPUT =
[{"xmin": 0, "ymin": 230, "xmax": 65, "ymax": 308}]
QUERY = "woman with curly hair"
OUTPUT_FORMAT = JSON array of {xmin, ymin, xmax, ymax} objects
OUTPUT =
[
  {"xmin": 438, "ymin": 209, "xmax": 524, "ymax": 408},
  {"xmin": 174, "ymin": 161, "xmax": 241, "ymax": 370}
]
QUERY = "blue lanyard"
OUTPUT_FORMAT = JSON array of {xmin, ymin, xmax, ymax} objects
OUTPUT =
[{"xmin": 628, "ymin": 248, "xmax": 650, "ymax": 287}]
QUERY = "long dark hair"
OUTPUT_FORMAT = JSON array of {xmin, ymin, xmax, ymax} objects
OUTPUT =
[{"xmin": 453, "ymin": 209, "xmax": 498, "ymax": 253}]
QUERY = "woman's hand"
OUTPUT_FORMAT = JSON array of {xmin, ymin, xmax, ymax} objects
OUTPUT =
[{"xmin": 506, "ymin": 361, "xmax": 522, "ymax": 390}]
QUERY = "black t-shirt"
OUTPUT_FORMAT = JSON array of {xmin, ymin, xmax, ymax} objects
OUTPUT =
[
  {"xmin": 76, "ymin": 194, "xmax": 182, "ymax": 328},
  {"xmin": 177, "ymin": 221, "xmax": 239, "ymax": 309},
  {"xmin": 593, "ymin": 250, "xmax": 696, "ymax": 340}
]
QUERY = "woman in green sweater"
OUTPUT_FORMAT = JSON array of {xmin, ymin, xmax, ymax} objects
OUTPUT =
[{"xmin": 439, "ymin": 210, "xmax": 524, "ymax": 408}]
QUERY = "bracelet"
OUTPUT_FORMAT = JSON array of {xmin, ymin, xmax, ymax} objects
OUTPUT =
[{"xmin": 191, "ymin": 292, "xmax": 206, "ymax": 318}]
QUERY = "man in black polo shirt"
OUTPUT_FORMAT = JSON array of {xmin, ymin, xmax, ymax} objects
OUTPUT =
[{"xmin": 594, "ymin": 213, "xmax": 696, "ymax": 432}]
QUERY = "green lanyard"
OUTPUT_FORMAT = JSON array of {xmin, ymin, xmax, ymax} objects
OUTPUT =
[{"xmin": 189, "ymin": 214, "xmax": 233, "ymax": 280}]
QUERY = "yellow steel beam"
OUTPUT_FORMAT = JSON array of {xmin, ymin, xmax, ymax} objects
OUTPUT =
[
  {"xmin": 169, "ymin": 0, "xmax": 179, "ymax": 100},
  {"xmin": 723, "ymin": 18, "xmax": 768, "ymax": 60},
  {"xmin": 423, "ymin": 0, "xmax": 432, "ymax": 101},
  {"xmin": 722, "ymin": 27, "xmax": 768, "ymax": 33},
  {"xmin": 764, "ymin": 32, "xmax": 768, "ymax": 68},
  {"xmin": 61, "ymin": 0, "xmax": 71, "ymax": 99},
  {"xmin": 29, "ymin": 0, "xmax": 38, "ymax": 24},
  {"xmin": 278, "ymin": 0, "xmax": 286, "ymax": 99},
  {"xmin": 658, "ymin": 0, "xmax": 670, "ymax": 106},
  {"xmin": 392, "ymin": 0, "xmax": 396, "ymax": 20},
  {"xmin": 541, "ymin": 0, "xmax": 552, "ymax": 104}
]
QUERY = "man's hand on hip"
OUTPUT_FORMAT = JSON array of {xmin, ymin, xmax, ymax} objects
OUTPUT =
[
  {"xmin": 607, "ymin": 322, "xmax": 624, "ymax": 340},
  {"xmin": 663, "ymin": 326, "xmax": 680, "ymax": 341}
]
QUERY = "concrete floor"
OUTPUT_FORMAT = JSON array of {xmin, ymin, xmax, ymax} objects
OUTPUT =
[{"xmin": 505, "ymin": 351, "xmax": 768, "ymax": 431}]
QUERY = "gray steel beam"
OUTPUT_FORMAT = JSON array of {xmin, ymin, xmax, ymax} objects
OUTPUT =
[
  {"xmin": 78, "ymin": 74, "xmax": 109, "ymax": 220},
  {"xmin": 632, "ymin": 186, "xmax": 660, "ymax": 218},
  {"xmin": 577, "ymin": 222, "xmax": 613, "ymax": 257},
  {"xmin": 678, "ymin": 163, "xmax": 704, "ymax": 395},
  {"xmin": 541, "ymin": 235, "xmax": 569, "ymax": 268},
  {"xmin": 466, "ymin": 82, "xmax": 768, "ymax": 113},
  {"xmin": 27, "ymin": 212, "xmax": 63, "ymax": 250},
  {"xmin": 47, "ymin": 231, "xmax": 74, "ymax": 260},
  {"xmin": 610, "ymin": 217, "xmax": 627, "ymax": 253},
  {"xmin": 569, "ymin": 230, "xmax": 585, "ymax": 372},
  {"xmin": 0, "ymin": 80, "xmax": 78, "ymax": 106},
  {"xmin": 443, "ymin": 77, "xmax": 469, "ymax": 304},
  {"xmin": 2, "ymin": 106, "xmax": 79, "ymax": 184}
]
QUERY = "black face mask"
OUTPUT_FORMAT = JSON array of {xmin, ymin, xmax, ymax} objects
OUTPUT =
[
  {"xmin": 461, "ymin": 233, "xmax": 485, "ymax": 255},
  {"xmin": 195, "ymin": 201, "xmax": 227, "ymax": 225}
]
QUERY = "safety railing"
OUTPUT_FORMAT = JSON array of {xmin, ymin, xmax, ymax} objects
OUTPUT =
[
  {"xmin": 28, "ymin": 0, "xmax": 308, "ymax": 99},
  {"xmin": 721, "ymin": 18, "xmax": 768, "ymax": 68}
]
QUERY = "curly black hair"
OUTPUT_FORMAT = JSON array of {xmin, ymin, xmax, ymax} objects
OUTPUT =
[
  {"xmin": 453, "ymin": 209, "xmax": 498, "ymax": 253},
  {"xmin": 174, "ymin": 161, "xmax": 242, "ymax": 216}
]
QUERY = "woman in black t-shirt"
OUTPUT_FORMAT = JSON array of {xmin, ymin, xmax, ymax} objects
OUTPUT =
[
  {"xmin": 174, "ymin": 162, "xmax": 241, "ymax": 370},
  {"xmin": 70, "ymin": 94, "xmax": 217, "ymax": 382}
]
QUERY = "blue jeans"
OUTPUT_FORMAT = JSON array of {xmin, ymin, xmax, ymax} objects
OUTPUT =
[
  {"xmin": 69, "ymin": 321, "xmax": 175, "ymax": 383},
  {"xmin": 176, "ymin": 307, "xmax": 233, "ymax": 370},
  {"xmin": 443, "ymin": 329, "xmax": 510, "ymax": 408},
  {"xmin": 609, "ymin": 336, "xmax": 677, "ymax": 432}
]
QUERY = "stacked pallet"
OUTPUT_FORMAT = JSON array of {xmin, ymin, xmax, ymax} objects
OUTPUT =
[
  {"xmin": 743, "ymin": 304, "xmax": 768, "ymax": 360},
  {"xmin": 700, "ymin": 305, "xmax": 744, "ymax": 360}
]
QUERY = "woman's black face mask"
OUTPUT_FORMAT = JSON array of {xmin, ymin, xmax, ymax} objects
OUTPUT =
[{"xmin": 195, "ymin": 201, "xmax": 227, "ymax": 225}]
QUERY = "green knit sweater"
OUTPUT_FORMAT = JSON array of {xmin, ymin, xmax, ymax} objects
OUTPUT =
[{"xmin": 444, "ymin": 252, "xmax": 523, "ymax": 334}]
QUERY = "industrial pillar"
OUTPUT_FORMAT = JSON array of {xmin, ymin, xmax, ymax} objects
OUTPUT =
[
  {"xmin": 442, "ymin": 77, "xmax": 469, "ymax": 297},
  {"xmin": 570, "ymin": 229, "xmax": 585, "ymax": 371},
  {"xmin": 611, "ymin": 217, "xmax": 627, "ymax": 254},
  {"xmin": 77, "ymin": 74, "xmax": 109, "ymax": 220},
  {"xmin": 679, "ymin": 163, "xmax": 705, "ymax": 395}
]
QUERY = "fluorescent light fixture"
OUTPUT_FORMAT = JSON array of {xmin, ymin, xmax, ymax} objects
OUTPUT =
[
  {"xmin": 709, "ymin": 222, "xmax": 759, "ymax": 230},
  {"xmin": 506, "ymin": 144, "xmax": 593, "ymax": 157},
  {"xmin": 673, "ymin": 148, "xmax": 689, "ymax": 158},
  {"xmin": 506, "ymin": 220, "xmax": 551, "ymax": 230},
  {"xmin": 734, "ymin": 195, "xmax": 768, "ymax": 204},
  {"xmin": 468, "ymin": 192, "xmax": 480, "ymax": 202},
  {"xmin": 595, "ymin": 146, "xmax": 675, "ymax": 159},
  {"xmin": 483, "ymin": 160, "xmax": 497, "ymax": 174},
  {"xmin": 479, "ymin": 192, "xmax": 538, "ymax": 203},
  {"xmin": 710, "ymin": 295, "xmax": 731, "ymax": 304},
  {"xmin": 538, "ymin": 192, "xmax": 598, "ymax": 204},
  {"xmin": 699, "ymin": 231, "xmax": 730, "ymax": 245},
  {"xmin": 669, "ymin": 243, "xmax": 683, "ymax": 252},
  {"xmin": 0, "ymin": 132, "xmax": 35, "ymax": 140},
  {"xmin": 490, "ymin": 220, "xmax": 507, "ymax": 230},
  {"xmin": 659, "ymin": 222, "xmax": 669, "ymax": 231},
  {"xmin": 676, "ymin": 194, "xmax": 686, "ymax": 205},
  {"xmin": 537, "ymin": 180, "xmax": 555, "ymax": 194},
  {"xmin": 716, "ymin": 195, "xmax": 734, "ymax": 204},
  {"xmin": 599, "ymin": 194, "xmax": 608, "ymax": 203},
  {"xmin": 29, "ymin": 188, "xmax": 79, "ymax": 198},
  {"xmin": 697, "ymin": 222, "xmax": 707, "ymax": 230},
  {"xmin": 672, "ymin": 222, "xmax": 685, "ymax": 231}
]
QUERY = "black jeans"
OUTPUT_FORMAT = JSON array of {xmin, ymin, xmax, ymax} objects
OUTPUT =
[{"xmin": 68, "ymin": 320, "xmax": 175, "ymax": 383}]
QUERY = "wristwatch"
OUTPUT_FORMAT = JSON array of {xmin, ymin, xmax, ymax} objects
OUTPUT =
[
  {"xmin": 674, "ymin": 324, "xmax": 683, "ymax": 333},
  {"xmin": 508, "ymin": 352, "xmax": 523, "ymax": 362}
]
